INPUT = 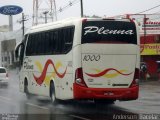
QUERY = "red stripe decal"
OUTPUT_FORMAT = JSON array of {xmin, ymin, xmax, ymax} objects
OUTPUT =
[
  {"xmin": 33, "ymin": 59, "xmax": 67, "ymax": 85},
  {"xmin": 85, "ymin": 68, "xmax": 132, "ymax": 78}
]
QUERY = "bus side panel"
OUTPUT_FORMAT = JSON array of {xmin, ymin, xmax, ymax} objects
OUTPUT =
[
  {"xmin": 54, "ymin": 53, "xmax": 74, "ymax": 100},
  {"xmin": 19, "ymin": 69, "xmax": 27, "ymax": 93},
  {"xmin": 23, "ymin": 53, "xmax": 74, "ymax": 100},
  {"xmin": 19, "ymin": 57, "xmax": 31, "ymax": 93},
  {"xmin": 28, "ymin": 56, "xmax": 50, "ymax": 97}
]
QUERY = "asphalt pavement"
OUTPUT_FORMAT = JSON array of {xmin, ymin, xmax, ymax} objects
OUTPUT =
[{"xmin": 0, "ymin": 70, "xmax": 160, "ymax": 120}]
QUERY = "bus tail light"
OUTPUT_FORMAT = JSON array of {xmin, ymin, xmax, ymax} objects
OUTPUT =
[
  {"xmin": 75, "ymin": 68, "xmax": 87, "ymax": 87},
  {"xmin": 130, "ymin": 68, "xmax": 140, "ymax": 88},
  {"xmin": 82, "ymin": 18, "xmax": 87, "ymax": 23}
]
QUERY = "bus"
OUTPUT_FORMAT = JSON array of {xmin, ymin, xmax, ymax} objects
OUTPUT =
[{"xmin": 15, "ymin": 18, "xmax": 140, "ymax": 104}]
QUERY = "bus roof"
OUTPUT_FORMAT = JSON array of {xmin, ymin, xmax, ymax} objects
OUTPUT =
[{"xmin": 25, "ymin": 17, "xmax": 133, "ymax": 35}]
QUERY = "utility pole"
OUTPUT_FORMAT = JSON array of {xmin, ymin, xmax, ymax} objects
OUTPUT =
[
  {"xmin": 80, "ymin": 0, "xmax": 83, "ymax": 17},
  {"xmin": 17, "ymin": 13, "xmax": 28, "ymax": 36},
  {"xmin": 22, "ymin": 13, "xmax": 25, "ymax": 36},
  {"xmin": 43, "ymin": 11, "xmax": 49, "ymax": 23},
  {"xmin": 143, "ymin": 14, "xmax": 147, "ymax": 44},
  {"xmin": 9, "ymin": 15, "xmax": 13, "ymax": 31}
]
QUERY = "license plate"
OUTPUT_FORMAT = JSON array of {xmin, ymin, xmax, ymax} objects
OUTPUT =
[{"xmin": 104, "ymin": 92, "xmax": 114, "ymax": 96}]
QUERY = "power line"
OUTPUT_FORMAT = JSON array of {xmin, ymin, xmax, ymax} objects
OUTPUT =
[
  {"xmin": 136, "ymin": 4, "xmax": 160, "ymax": 14},
  {"xmin": 138, "ymin": 16, "xmax": 160, "ymax": 22},
  {"xmin": 56, "ymin": 0, "xmax": 79, "ymax": 14},
  {"xmin": 150, "ymin": 10, "xmax": 160, "ymax": 15},
  {"xmin": 124, "ymin": 4, "xmax": 160, "ymax": 20}
]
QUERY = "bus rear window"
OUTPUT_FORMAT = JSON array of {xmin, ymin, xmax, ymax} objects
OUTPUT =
[{"xmin": 82, "ymin": 21, "xmax": 137, "ymax": 44}]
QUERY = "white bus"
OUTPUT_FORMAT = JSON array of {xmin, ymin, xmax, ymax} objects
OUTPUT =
[{"xmin": 15, "ymin": 18, "xmax": 140, "ymax": 104}]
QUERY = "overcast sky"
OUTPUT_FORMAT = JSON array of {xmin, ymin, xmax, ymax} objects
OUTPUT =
[{"xmin": 0, "ymin": 0, "xmax": 160, "ymax": 30}]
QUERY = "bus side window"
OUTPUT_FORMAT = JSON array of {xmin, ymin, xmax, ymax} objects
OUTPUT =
[
  {"xmin": 30, "ymin": 35, "xmax": 35, "ymax": 55},
  {"xmin": 61, "ymin": 28, "xmax": 67, "ymax": 53},
  {"xmin": 41, "ymin": 33, "xmax": 45, "ymax": 54},
  {"xmin": 46, "ymin": 31, "xmax": 53, "ymax": 55},
  {"xmin": 25, "ymin": 26, "xmax": 75, "ymax": 56},
  {"xmin": 58, "ymin": 29, "xmax": 65, "ymax": 54},
  {"xmin": 34, "ymin": 33, "xmax": 39, "ymax": 55},
  {"xmin": 49, "ymin": 31, "xmax": 55, "ymax": 54},
  {"xmin": 19, "ymin": 44, "xmax": 25, "ymax": 65},
  {"xmin": 36, "ymin": 33, "xmax": 42, "ymax": 55},
  {"xmin": 26, "ymin": 34, "xmax": 37, "ymax": 56},
  {"xmin": 54, "ymin": 30, "xmax": 59, "ymax": 54},
  {"xmin": 26, "ymin": 35, "xmax": 31, "ymax": 56},
  {"xmin": 46, "ymin": 31, "xmax": 51, "ymax": 54},
  {"xmin": 64, "ymin": 27, "xmax": 74, "ymax": 53}
]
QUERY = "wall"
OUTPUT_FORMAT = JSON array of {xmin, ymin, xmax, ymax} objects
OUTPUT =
[{"xmin": 0, "ymin": 29, "xmax": 23, "ymax": 67}]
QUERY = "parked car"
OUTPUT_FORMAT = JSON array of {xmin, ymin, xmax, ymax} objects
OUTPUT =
[{"xmin": 0, "ymin": 67, "xmax": 9, "ymax": 87}]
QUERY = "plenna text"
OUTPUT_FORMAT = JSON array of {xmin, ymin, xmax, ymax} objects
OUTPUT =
[{"xmin": 84, "ymin": 26, "xmax": 134, "ymax": 35}]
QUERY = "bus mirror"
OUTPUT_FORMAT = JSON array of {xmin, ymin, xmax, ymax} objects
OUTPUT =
[{"xmin": 15, "ymin": 42, "xmax": 22, "ymax": 59}]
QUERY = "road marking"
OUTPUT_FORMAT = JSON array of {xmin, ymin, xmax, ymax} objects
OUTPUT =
[
  {"xmin": 0, "ymin": 97, "xmax": 15, "ymax": 106},
  {"xmin": 0, "ymin": 95, "xmax": 11, "ymax": 101},
  {"xmin": 10, "ymin": 85, "xmax": 19, "ymax": 89},
  {"xmin": 26, "ymin": 103, "xmax": 49, "ymax": 110},
  {"xmin": 70, "ymin": 115, "xmax": 91, "ymax": 120}
]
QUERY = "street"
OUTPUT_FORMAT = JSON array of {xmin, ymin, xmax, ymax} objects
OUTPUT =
[{"xmin": 0, "ymin": 70, "xmax": 160, "ymax": 120}]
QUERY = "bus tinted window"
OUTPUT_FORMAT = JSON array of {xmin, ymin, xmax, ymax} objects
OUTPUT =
[
  {"xmin": 26, "ymin": 26, "xmax": 75, "ymax": 56},
  {"xmin": 82, "ymin": 21, "xmax": 137, "ymax": 44}
]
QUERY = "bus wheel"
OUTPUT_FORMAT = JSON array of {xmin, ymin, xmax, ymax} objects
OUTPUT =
[
  {"xmin": 94, "ymin": 99, "xmax": 115, "ymax": 105},
  {"xmin": 24, "ymin": 79, "xmax": 31, "ymax": 99},
  {"xmin": 50, "ymin": 82, "xmax": 57, "ymax": 104}
]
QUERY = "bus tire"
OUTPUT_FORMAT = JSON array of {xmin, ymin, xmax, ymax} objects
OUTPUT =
[
  {"xmin": 50, "ymin": 81, "xmax": 58, "ymax": 104},
  {"xmin": 24, "ymin": 79, "xmax": 31, "ymax": 99}
]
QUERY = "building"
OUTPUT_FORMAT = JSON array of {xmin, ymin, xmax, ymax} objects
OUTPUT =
[
  {"xmin": 128, "ymin": 14, "xmax": 160, "ymax": 79},
  {"xmin": 110, "ymin": 14, "xmax": 160, "ymax": 79},
  {"xmin": 0, "ymin": 29, "xmax": 23, "ymax": 68},
  {"xmin": 1, "ymin": 39, "xmax": 16, "ymax": 68},
  {"xmin": 0, "ymin": 25, "xmax": 9, "ymax": 32}
]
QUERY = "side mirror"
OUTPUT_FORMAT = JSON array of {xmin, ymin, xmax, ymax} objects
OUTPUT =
[
  {"xmin": 15, "ymin": 42, "xmax": 25, "ymax": 68},
  {"xmin": 15, "ymin": 42, "xmax": 22, "ymax": 59}
]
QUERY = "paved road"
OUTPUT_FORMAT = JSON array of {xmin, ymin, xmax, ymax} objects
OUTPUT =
[{"xmin": 0, "ymin": 70, "xmax": 160, "ymax": 120}]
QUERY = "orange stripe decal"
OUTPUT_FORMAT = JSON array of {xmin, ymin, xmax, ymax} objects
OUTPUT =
[
  {"xmin": 33, "ymin": 59, "xmax": 67, "ymax": 85},
  {"xmin": 85, "ymin": 68, "xmax": 132, "ymax": 78}
]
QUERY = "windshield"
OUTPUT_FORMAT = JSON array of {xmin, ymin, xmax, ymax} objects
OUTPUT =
[
  {"xmin": 82, "ymin": 20, "xmax": 137, "ymax": 44},
  {"xmin": 0, "ymin": 68, "xmax": 6, "ymax": 73}
]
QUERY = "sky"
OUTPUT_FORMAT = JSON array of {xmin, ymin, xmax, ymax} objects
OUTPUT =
[{"xmin": 0, "ymin": 0, "xmax": 160, "ymax": 30}]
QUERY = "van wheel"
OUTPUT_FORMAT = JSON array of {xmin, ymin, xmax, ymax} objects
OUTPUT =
[
  {"xmin": 50, "ymin": 82, "xmax": 58, "ymax": 104},
  {"xmin": 24, "ymin": 79, "xmax": 31, "ymax": 99},
  {"xmin": 94, "ymin": 99, "xmax": 115, "ymax": 105}
]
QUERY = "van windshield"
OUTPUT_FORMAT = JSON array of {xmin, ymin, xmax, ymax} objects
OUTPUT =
[
  {"xmin": 82, "ymin": 20, "xmax": 137, "ymax": 44},
  {"xmin": 0, "ymin": 68, "xmax": 6, "ymax": 73}
]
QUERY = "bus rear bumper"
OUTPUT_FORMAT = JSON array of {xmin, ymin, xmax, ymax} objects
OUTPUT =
[{"xmin": 73, "ymin": 83, "xmax": 139, "ymax": 101}]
